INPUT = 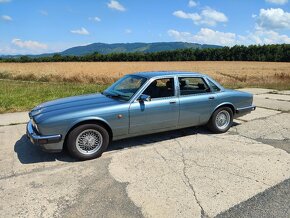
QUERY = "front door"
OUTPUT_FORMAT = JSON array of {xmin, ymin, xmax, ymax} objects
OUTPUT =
[{"xmin": 129, "ymin": 77, "xmax": 179, "ymax": 134}]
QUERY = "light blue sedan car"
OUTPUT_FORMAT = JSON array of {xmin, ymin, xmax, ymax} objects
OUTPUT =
[{"xmin": 27, "ymin": 71, "xmax": 255, "ymax": 160}]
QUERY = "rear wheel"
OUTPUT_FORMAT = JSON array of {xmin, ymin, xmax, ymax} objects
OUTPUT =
[
  {"xmin": 67, "ymin": 124, "xmax": 109, "ymax": 160},
  {"xmin": 207, "ymin": 107, "xmax": 233, "ymax": 133}
]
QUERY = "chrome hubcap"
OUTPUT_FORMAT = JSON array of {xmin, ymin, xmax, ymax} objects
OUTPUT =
[
  {"xmin": 215, "ymin": 110, "xmax": 230, "ymax": 129},
  {"xmin": 76, "ymin": 129, "xmax": 103, "ymax": 155}
]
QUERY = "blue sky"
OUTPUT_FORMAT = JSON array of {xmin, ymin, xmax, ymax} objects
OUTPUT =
[{"xmin": 1, "ymin": 0, "xmax": 289, "ymax": 54}]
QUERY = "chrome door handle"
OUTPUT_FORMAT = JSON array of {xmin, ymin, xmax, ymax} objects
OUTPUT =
[
  {"xmin": 209, "ymin": 96, "xmax": 215, "ymax": 100},
  {"xmin": 169, "ymin": 101, "xmax": 177, "ymax": 104}
]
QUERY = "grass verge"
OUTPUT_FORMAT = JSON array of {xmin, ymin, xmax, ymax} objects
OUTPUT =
[
  {"xmin": 0, "ymin": 80, "xmax": 108, "ymax": 113},
  {"xmin": 0, "ymin": 78, "xmax": 289, "ymax": 113}
]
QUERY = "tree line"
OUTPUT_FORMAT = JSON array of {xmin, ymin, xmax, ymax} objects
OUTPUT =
[{"xmin": 1, "ymin": 44, "xmax": 289, "ymax": 62}]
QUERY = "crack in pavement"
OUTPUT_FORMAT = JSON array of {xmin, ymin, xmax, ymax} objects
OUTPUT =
[
  {"xmin": 230, "ymin": 114, "xmax": 290, "ymax": 154},
  {"xmin": 236, "ymin": 110, "xmax": 282, "ymax": 123},
  {"xmin": 153, "ymin": 132, "xmax": 275, "ymax": 217},
  {"xmin": 0, "ymin": 122, "xmax": 27, "ymax": 127},
  {"xmin": 174, "ymin": 138, "xmax": 207, "ymax": 218},
  {"xmin": 186, "ymin": 158, "xmax": 271, "ymax": 187},
  {"xmin": 209, "ymin": 154, "xmax": 265, "ymax": 179},
  {"xmin": 0, "ymin": 162, "xmax": 70, "ymax": 181},
  {"xmin": 189, "ymin": 133, "xmax": 274, "ymax": 186},
  {"xmin": 153, "ymin": 144, "xmax": 207, "ymax": 217},
  {"xmin": 211, "ymin": 134, "xmax": 259, "ymax": 146}
]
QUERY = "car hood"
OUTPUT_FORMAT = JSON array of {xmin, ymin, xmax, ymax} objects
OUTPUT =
[{"xmin": 29, "ymin": 93, "xmax": 122, "ymax": 123}]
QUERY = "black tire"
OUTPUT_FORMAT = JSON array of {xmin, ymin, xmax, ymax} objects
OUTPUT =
[
  {"xmin": 67, "ymin": 123, "xmax": 109, "ymax": 160},
  {"xmin": 207, "ymin": 107, "xmax": 233, "ymax": 133}
]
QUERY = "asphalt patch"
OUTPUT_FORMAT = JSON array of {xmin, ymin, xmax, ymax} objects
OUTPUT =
[{"xmin": 216, "ymin": 178, "xmax": 290, "ymax": 218}]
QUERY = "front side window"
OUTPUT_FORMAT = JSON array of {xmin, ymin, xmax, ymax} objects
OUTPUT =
[
  {"xmin": 104, "ymin": 75, "xmax": 147, "ymax": 101},
  {"xmin": 143, "ymin": 78, "xmax": 175, "ymax": 99},
  {"xmin": 179, "ymin": 77, "xmax": 210, "ymax": 96}
]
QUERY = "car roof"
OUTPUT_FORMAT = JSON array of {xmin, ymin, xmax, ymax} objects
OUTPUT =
[{"xmin": 131, "ymin": 71, "xmax": 205, "ymax": 79}]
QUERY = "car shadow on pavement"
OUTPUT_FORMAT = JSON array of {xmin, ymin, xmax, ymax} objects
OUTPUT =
[
  {"xmin": 108, "ymin": 126, "xmax": 212, "ymax": 152},
  {"xmin": 14, "ymin": 122, "xmax": 241, "ymax": 164},
  {"xmin": 14, "ymin": 135, "xmax": 75, "ymax": 164},
  {"xmin": 108, "ymin": 121, "xmax": 241, "ymax": 152}
]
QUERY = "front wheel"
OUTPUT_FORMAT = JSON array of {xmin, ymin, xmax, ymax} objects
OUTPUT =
[
  {"xmin": 67, "ymin": 124, "xmax": 109, "ymax": 160},
  {"xmin": 207, "ymin": 107, "xmax": 233, "ymax": 133}
]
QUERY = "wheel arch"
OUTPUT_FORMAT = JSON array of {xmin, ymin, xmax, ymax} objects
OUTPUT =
[
  {"xmin": 207, "ymin": 102, "xmax": 235, "ymax": 133},
  {"xmin": 63, "ymin": 118, "xmax": 113, "ymax": 149},
  {"xmin": 213, "ymin": 103, "xmax": 236, "ymax": 116}
]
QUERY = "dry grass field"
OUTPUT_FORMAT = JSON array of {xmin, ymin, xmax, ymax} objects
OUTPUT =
[{"xmin": 1, "ymin": 61, "xmax": 290, "ymax": 89}]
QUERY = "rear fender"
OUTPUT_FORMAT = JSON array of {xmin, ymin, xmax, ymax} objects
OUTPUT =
[{"xmin": 212, "ymin": 102, "xmax": 236, "ymax": 115}]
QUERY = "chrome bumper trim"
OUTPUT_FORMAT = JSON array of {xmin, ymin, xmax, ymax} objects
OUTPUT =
[
  {"xmin": 236, "ymin": 105, "xmax": 256, "ymax": 114},
  {"xmin": 26, "ymin": 121, "xmax": 62, "ymax": 145}
]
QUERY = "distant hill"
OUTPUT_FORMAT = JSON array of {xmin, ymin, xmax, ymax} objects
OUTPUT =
[
  {"xmin": 0, "ymin": 42, "xmax": 222, "ymax": 58},
  {"xmin": 1, "ymin": 44, "xmax": 289, "ymax": 62},
  {"xmin": 60, "ymin": 42, "xmax": 221, "ymax": 56}
]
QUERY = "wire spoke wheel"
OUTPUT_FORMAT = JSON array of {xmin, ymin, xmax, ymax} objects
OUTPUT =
[
  {"xmin": 76, "ymin": 129, "xmax": 103, "ymax": 155},
  {"xmin": 215, "ymin": 110, "xmax": 230, "ymax": 130}
]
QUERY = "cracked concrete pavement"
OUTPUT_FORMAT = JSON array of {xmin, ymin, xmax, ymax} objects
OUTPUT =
[
  {"xmin": 109, "ymin": 133, "xmax": 289, "ymax": 217},
  {"xmin": 0, "ymin": 88, "xmax": 290, "ymax": 218}
]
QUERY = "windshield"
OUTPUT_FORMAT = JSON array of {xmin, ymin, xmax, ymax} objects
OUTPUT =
[{"xmin": 103, "ymin": 75, "xmax": 147, "ymax": 101}]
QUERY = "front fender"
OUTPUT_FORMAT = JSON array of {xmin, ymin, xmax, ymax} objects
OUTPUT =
[{"xmin": 65, "ymin": 116, "xmax": 112, "ymax": 136}]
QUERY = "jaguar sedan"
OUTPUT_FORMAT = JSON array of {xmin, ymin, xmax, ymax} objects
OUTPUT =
[{"xmin": 27, "ymin": 71, "xmax": 255, "ymax": 160}]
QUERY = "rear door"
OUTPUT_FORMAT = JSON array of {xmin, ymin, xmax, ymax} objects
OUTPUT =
[{"xmin": 178, "ymin": 76, "xmax": 218, "ymax": 127}]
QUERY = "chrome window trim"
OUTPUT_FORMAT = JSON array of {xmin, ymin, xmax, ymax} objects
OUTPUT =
[
  {"xmin": 177, "ymin": 76, "xmax": 212, "ymax": 97},
  {"xmin": 131, "ymin": 75, "xmax": 177, "ymax": 103},
  {"xmin": 204, "ymin": 76, "xmax": 224, "ymax": 93},
  {"xmin": 104, "ymin": 74, "xmax": 148, "ymax": 102}
]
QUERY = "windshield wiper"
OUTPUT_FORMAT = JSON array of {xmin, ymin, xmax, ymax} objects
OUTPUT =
[
  {"xmin": 111, "ymin": 93, "xmax": 128, "ymax": 99},
  {"xmin": 102, "ymin": 91, "xmax": 127, "ymax": 99}
]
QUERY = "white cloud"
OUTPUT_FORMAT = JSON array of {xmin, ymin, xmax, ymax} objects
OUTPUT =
[
  {"xmin": 266, "ymin": 0, "xmax": 288, "ymax": 5},
  {"xmin": 168, "ymin": 29, "xmax": 194, "ymax": 41},
  {"xmin": 240, "ymin": 30, "xmax": 290, "ymax": 44},
  {"xmin": 256, "ymin": 8, "xmax": 290, "ymax": 30},
  {"xmin": 201, "ymin": 7, "xmax": 228, "ymax": 26},
  {"xmin": 0, "ymin": 47, "xmax": 21, "ymax": 55},
  {"xmin": 125, "ymin": 29, "xmax": 132, "ymax": 34},
  {"xmin": 39, "ymin": 10, "xmax": 48, "ymax": 16},
  {"xmin": 89, "ymin": 16, "xmax": 101, "ymax": 22},
  {"xmin": 0, "ymin": 0, "xmax": 11, "ymax": 3},
  {"xmin": 1, "ymin": 15, "xmax": 12, "ymax": 21},
  {"xmin": 173, "ymin": 10, "xmax": 201, "ymax": 21},
  {"xmin": 173, "ymin": 7, "xmax": 228, "ymax": 26},
  {"xmin": 107, "ymin": 0, "xmax": 126, "ymax": 11},
  {"xmin": 168, "ymin": 28, "xmax": 236, "ymax": 46},
  {"xmin": 70, "ymin": 27, "xmax": 90, "ymax": 35},
  {"xmin": 0, "ymin": 41, "xmax": 78, "ymax": 55},
  {"xmin": 188, "ymin": 0, "xmax": 197, "ymax": 8},
  {"xmin": 168, "ymin": 28, "xmax": 290, "ymax": 46},
  {"xmin": 11, "ymin": 39, "xmax": 48, "ymax": 50},
  {"xmin": 261, "ymin": 31, "xmax": 290, "ymax": 44}
]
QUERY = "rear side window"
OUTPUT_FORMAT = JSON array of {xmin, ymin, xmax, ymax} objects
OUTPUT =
[
  {"xmin": 207, "ymin": 80, "xmax": 221, "ymax": 92},
  {"xmin": 179, "ymin": 77, "xmax": 210, "ymax": 96}
]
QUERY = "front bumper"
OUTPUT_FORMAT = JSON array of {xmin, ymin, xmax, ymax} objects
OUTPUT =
[
  {"xmin": 235, "ymin": 105, "xmax": 256, "ymax": 118},
  {"xmin": 26, "ymin": 120, "xmax": 63, "ymax": 152}
]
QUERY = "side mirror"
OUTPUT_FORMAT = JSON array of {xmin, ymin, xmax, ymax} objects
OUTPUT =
[{"xmin": 138, "ymin": 94, "xmax": 151, "ymax": 102}]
